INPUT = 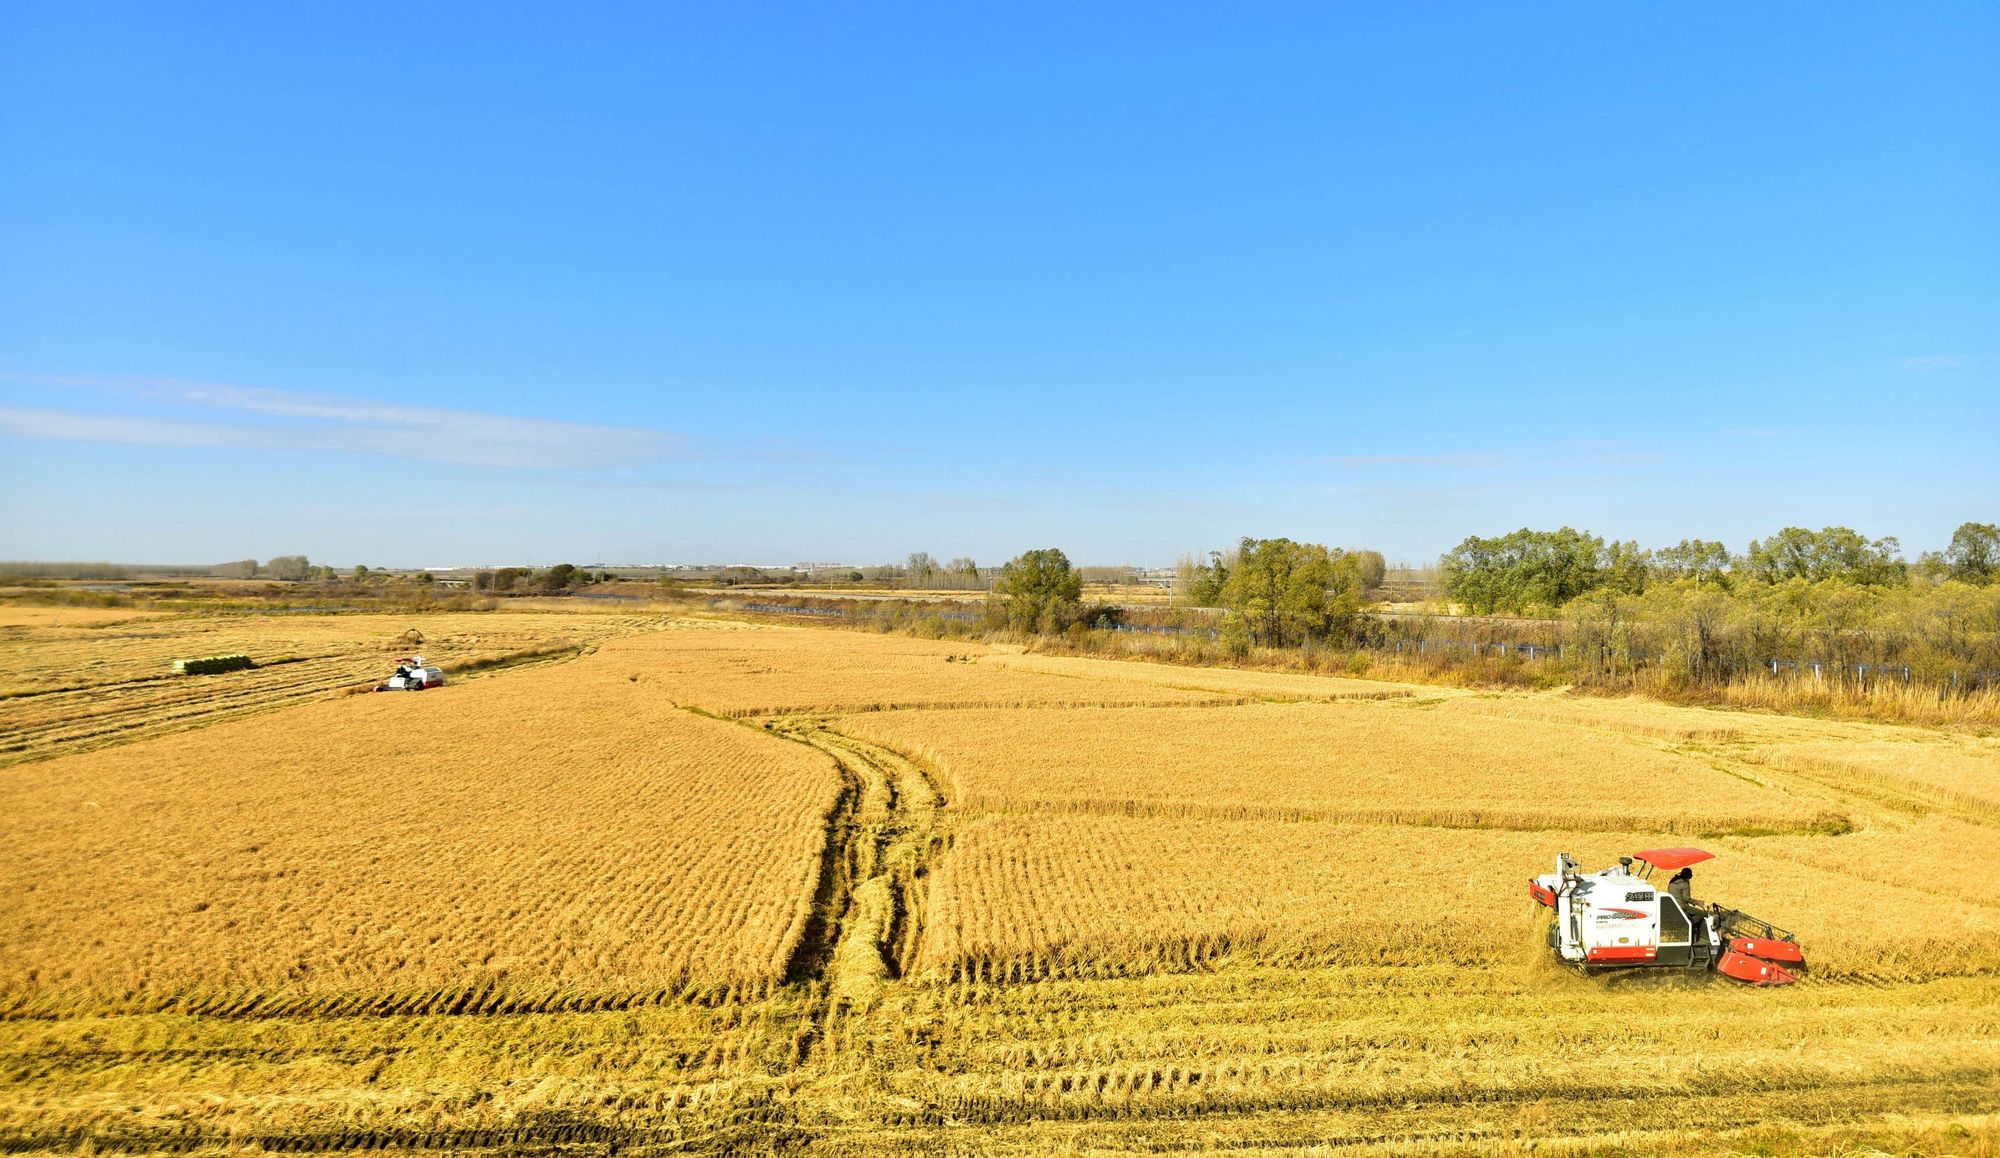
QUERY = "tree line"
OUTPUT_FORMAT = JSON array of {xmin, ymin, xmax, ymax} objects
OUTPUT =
[
  {"xmin": 968, "ymin": 523, "xmax": 2000, "ymax": 701},
  {"xmin": 1439, "ymin": 523, "xmax": 1997, "ymax": 615}
]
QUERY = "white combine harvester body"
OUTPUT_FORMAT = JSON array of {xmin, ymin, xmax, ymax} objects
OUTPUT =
[
  {"xmin": 1531, "ymin": 848, "xmax": 1804, "ymax": 985},
  {"xmin": 377, "ymin": 655, "xmax": 445, "ymax": 692}
]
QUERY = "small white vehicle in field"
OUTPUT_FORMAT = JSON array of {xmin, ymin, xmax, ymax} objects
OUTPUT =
[
  {"xmin": 1530, "ymin": 848, "xmax": 1805, "ymax": 985},
  {"xmin": 376, "ymin": 655, "xmax": 444, "ymax": 692}
]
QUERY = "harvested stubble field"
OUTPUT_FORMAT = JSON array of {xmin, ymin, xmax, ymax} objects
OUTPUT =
[
  {"xmin": 0, "ymin": 606, "xmax": 673, "ymax": 765},
  {"xmin": 3, "ymin": 615, "xmax": 1998, "ymax": 1155}
]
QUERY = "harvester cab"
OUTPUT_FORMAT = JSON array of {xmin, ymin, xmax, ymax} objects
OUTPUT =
[
  {"xmin": 1530, "ymin": 848, "xmax": 1804, "ymax": 985},
  {"xmin": 376, "ymin": 655, "xmax": 445, "ymax": 692}
]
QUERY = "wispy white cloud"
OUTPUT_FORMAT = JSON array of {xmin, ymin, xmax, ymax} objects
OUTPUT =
[
  {"xmin": 1897, "ymin": 354, "xmax": 1969, "ymax": 371},
  {"xmin": 0, "ymin": 409, "xmax": 270, "ymax": 449},
  {"xmin": 0, "ymin": 376, "xmax": 680, "ymax": 468},
  {"xmin": 1324, "ymin": 453, "xmax": 1504, "ymax": 468}
]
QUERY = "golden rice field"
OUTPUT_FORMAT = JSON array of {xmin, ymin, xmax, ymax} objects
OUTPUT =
[
  {"xmin": 2, "ymin": 649, "xmax": 842, "ymax": 1016},
  {"xmin": 839, "ymin": 700, "xmax": 1841, "ymax": 833},
  {"xmin": 0, "ymin": 605, "xmax": 672, "ymax": 765},
  {"xmin": 3, "ymin": 609, "xmax": 1998, "ymax": 1155},
  {"xmin": 916, "ymin": 814, "xmax": 2000, "ymax": 985},
  {"xmin": 606, "ymin": 624, "xmax": 1245, "ymax": 715},
  {"xmin": 978, "ymin": 649, "xmax": 1423, "ymax": 701}
]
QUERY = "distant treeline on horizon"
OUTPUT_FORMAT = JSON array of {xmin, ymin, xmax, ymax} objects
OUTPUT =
[{"xmin": 2, "ymin": 521, "xmax": 1994, "ymax": 601}]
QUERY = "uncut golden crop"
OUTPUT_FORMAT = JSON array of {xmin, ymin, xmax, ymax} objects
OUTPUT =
[
  {"xmin": 1444, "ymin": 692, "xmax": 1767, "ymax": 742},
  {"xmin": 916, "ymin": 814, "xmax": 2000, "ymax": 985},
  {"xmin": 0, "ymin": 606, "xmax": 160, "ymax": 628},
  {"xmin": 840, "ymin": 700, "xmax": 1835, "ymax": 833},
  {"xmin": 980, "ymin": 651, "xmax": 1432, "ymax": 702},
  {"xmin": 602, "ymin": 625, "xmax": 1236, "ymax": 716},
  {"xmin": 0, "ymin": 649, "xmax": 841, "ymax": 1015},
  {"xmin": 1759, "ymin": 737, "xmax": 2000, "ymax": 816},
  {"xmin": 1724, "ymin": 814, "xmax": 2000, "ymax": 907}
]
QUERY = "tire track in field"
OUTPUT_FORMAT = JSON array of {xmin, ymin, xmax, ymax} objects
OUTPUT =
[{"xmin": 758, "ymin": 719, "xmax": 951, "ymax": 1062}]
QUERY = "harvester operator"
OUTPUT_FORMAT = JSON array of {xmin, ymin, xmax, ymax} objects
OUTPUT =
[{"xmin": 1668, "ymin": 866, "xmax": 1694, "ymax": 906}]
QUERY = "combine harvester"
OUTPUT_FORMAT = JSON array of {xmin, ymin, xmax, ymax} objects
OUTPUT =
[
  {"xmin": 1530, "ymin": 848, "xmax": 1805, "ymax": 985},
  {"xmin": 376, "ymin": 655, "xmax": 444, "ymax": 692}
]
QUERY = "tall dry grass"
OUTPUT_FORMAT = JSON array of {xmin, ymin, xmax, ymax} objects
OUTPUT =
[{"xmin": 985, "ymin": 619, "xmax": 2000, "ymax": 728}]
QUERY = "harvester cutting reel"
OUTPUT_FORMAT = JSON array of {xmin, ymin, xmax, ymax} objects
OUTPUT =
[{"xmin": 1529, "ymin": 848, "xmax": 1805, "ymax": 986}]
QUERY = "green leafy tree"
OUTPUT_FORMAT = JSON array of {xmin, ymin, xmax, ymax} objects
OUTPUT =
[
  {"xmin": 1215, "ymin": 537, "xmax": 1366, "ymax": 646},
  {"xmin": 1349, "ymin": 549, "xmax": 1387, "ymax": 593},
  {"xmin": 1653, "ymin": 539, "xmax": 1733, "ymax": 587},
  {"xmin": 993, "ymin": 548, "xmax": 1082, "ymax": 633},
  {"xmin": 1943, "ymin": 522, "xmax": 1999, "ymax": 585},
  {"xmin": 1744, "ymin": 527, "xmax": 1906, "ymax": 586},
  {"xmin": 1603, "ymin": 540, "xmax": 1651, "ymax": 596},
  {"xmin": 1438, "ymin": 528, "xmax": 1610, "ymax": 614}
]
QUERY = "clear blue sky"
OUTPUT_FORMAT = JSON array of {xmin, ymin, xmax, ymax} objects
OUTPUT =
[{"xmin": 3, "ymin": 4, "xmax": 1994, "ymax": 568}]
